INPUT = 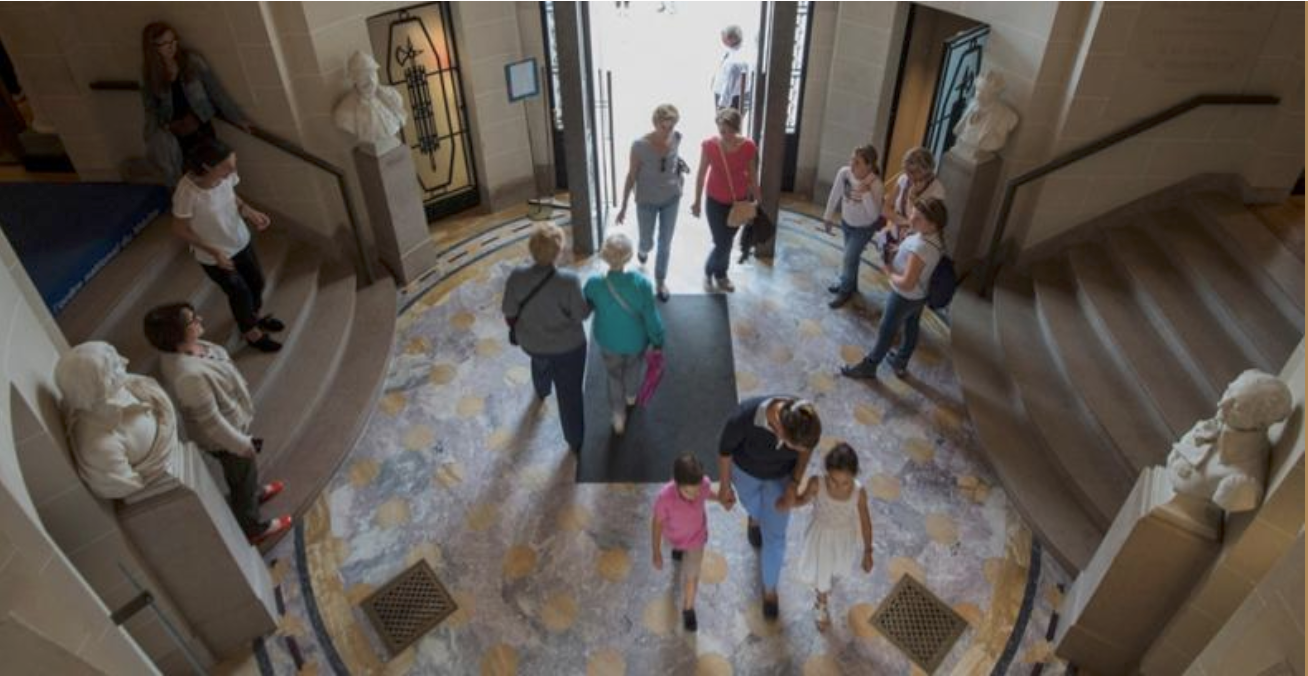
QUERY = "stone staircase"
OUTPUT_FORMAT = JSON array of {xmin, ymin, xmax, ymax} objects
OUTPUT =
[
  {"xmin": 57, "ymin": 214, "xmax": 397, "ymax": 549},
  {"xmin": 952, "ymin": 190, "xmax": 1304, "ymax": 572}
]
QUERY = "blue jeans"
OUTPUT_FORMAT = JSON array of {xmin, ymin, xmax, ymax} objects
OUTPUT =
[
  {"xmin": 703, "ymin": 197, "xmax": 736, "ymax": 280},
  {"xmin": 731, "ymin": 464, "xmax": 791, "ymax": 593},
  {"xmin": 863, "ymin": 290, "xmax": 927, "ymax": 369},
  {"xmin": 636, "ymin": 197, "xmax": 680, "ymax": 283},
  {"xmin": 528, "ymin": 342, "xmax": 587, "ymax": 450},
  {"xmin": 837, "ymin": 221, "xmax": 876, "ymax": 294}
]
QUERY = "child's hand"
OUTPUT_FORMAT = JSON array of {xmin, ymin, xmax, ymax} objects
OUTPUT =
[
  {"xmin": 862, "ymin": 550, "xmax": 874, "ymax": 573},
  {"xmin": 652, "ymin": 551, "xmax": 664, "ymax": 571}
]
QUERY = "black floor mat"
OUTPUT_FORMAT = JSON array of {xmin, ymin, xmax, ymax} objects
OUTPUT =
[{"xmin": 576, "ymin": 294, "xmax": 739, "ymax": 483}]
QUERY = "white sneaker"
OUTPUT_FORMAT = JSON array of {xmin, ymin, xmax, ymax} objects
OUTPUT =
[
  {"xmin": 626, "ymin": 395, "xmax": 637, "ymax": 407},
  {"xmin": 612, "ymin": 412, "xmax": 626, "ymax": 435}
]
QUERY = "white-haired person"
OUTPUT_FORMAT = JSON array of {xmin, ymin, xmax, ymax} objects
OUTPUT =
[
  {"xmin": 584, "ymin": 233, "xmax": 666, "ymax": 435},
  {"xmin": 712, "ymin": 24, "xmax": 751, "ymax": 112},
  {"xmin": 503, "ymin": 223, "xmax": 592, "ymax": 453},
  {"xmin": 616, "ymin": 103, "xmax": 686, "ymax": 302}
]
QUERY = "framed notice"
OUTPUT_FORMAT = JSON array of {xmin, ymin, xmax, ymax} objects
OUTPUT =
[{"xmin": 505, "ymin": 57, "xmax": 539, "ymax": 102}]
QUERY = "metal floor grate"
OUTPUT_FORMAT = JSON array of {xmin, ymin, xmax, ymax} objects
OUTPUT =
[
  {"xmin": 871, "ymin": 575, "xmax": 969, "ymax": 673},
  {"xmin": 360, "ymin": 560, "xmax": 458, "ymax": 655}
]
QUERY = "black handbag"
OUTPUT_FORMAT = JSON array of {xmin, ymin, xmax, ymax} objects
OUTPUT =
[{"xmin": 508, "ymin": 268, "xmax": 556, "ymax": 346}]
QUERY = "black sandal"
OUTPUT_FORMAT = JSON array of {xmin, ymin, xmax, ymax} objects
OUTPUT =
[{"xmin": 258, "ymin": 315, "xmax": 286, "ymax": 332}]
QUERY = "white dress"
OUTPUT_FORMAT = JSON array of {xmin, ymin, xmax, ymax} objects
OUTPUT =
[{"xmin": 796, "ymin": 477, "xmax": 863, "ymax": 593}]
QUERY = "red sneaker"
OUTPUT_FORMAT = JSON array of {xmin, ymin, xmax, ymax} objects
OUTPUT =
[
  {"xmin": 258, "ymin": 480, "xmax": 285, "ymax": 504},
  {"xmin": 249, "ymin": 515, "xmax": 292, "ymax": 546}
]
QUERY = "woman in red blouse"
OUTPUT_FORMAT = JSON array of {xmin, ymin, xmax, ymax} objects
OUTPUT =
[{"xmin": 691, "ymin": 108, "xmax": 759, "ymax": 293}]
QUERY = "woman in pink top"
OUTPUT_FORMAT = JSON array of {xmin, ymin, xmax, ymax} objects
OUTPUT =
[
  {"xmin": 691, "ymin": 108, "xmax": 759, "ymax": 293},
  {"xmin": 652, "ymin": 453, "xmax": 718, "ymax": 632}
]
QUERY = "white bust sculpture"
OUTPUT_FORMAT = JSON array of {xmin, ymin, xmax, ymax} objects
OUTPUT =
[
  {"xmin": 333, "ymin": 51, "xmax": 407, "ymax": 155},
  {"xmin": 1166, "ymin": 369, "xmax": 1293, "ymax": 515},
  {"xmin": 951, "ymin": 70, "xmax": 1019, "ymax": 164},
  {"xmin": 55, "ymin": 342, "xmax": 182, "ymax": 500}
]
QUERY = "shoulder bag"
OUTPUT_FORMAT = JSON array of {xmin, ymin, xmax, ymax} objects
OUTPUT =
[{"xmin": 507, "ymin": 268, "xmax": 556, "ymax": 347}]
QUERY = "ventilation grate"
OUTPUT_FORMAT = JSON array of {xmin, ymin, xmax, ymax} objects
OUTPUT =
[
  {"xmin": 360, "ymin": 560, "xmax": 458, "ymax": 655},
  {"xmin": 870, "ymin": 574, "xmax": 969, "ymax": 673}
]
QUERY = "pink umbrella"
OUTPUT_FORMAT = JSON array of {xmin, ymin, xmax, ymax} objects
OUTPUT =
[{"xmin": 636, "ymin": 349, "xmax": 665, "ymax": 406}]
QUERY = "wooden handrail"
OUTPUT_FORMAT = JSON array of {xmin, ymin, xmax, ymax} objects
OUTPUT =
[
  {"xmin": 88, "ymin": 80, "xmax": 375, "ymax": 284},
  {"xmin": 978, "ymin": 93, "xmax": 1280, "ymax": 295}
]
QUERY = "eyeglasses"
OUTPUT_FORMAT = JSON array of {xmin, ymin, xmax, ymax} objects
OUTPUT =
[
  {"xmin": 185, "ymin": 313, "xmax": 202, "ymax": 326},
  {"xmin": 155, "ymin": 38, "xmax": 178, "ymax": 48}
]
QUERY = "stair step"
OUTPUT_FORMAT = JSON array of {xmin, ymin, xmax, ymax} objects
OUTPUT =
[
  {"xmin": 1067, "ymin": 243, "xmax": 1216, "ymax": 435},
  {"xmin": 1144, "ymin": 210, "xmax": 1299, "ymax": 371},
  {"xmin": 1032, "ymin": 263, "xmax": 1176, "ymax": 472},
  {"xmin": 57, "ymin": 216, "xmax": 182, "ymax": 344},
  {"xmin": 1103, "ymin": 226, "xmax": 1253, "ymax": 395},
  {"xmin": 1190, "ymin": 192, "xmax": 1305, "ymax": 313},
  {"xmin": 252, "ymin": 269, "xmax": 357, "ymax": 471},
  {"xmin": 259, "ymin": 278, "xmax": 397, "ymax": 549},
  {"xmin": 233, "ymin": 250, "xmax": 322, "ymax": 396},
  {"xmin": 994, "ymin": 275, "xmax": 1134, "ymax": 526},
  {"xmin": 951, "ymin": 286, "xmax": 1103, "ymax": 572}
]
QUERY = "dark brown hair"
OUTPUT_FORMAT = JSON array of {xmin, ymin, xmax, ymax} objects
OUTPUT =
[
  {"xmin": 913, "ymin": 196, "xmax": 949, "ymax": 232},
  {"xmin": 142, "ymin": 22, "xmax": 196, "ymax": 95},
  {"xmin": 143, "ymin": 302, "xmax": 195, "ymax": 353},
  {"xmin": 779, "ymin": 399, "xmax": 822, "ymax": 449},
  {"xmin": 853, "ymin": 144, "xmax": 881, "ymax": 178},
  {"xmin": 673, "ymin": 453, "xmax": 705, "ymax": 486},
  {"xmin": 824, "ymin": 443, "xmax": 860, "ymax": 476},
  {"xmin": 183, "ymin": 136, "xmax": 234, "ymax": 176}
]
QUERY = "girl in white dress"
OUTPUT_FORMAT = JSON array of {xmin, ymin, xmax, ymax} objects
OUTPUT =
[{"xmin": 793, "ymin": 443, "xmax": 874, "ymax": 630}]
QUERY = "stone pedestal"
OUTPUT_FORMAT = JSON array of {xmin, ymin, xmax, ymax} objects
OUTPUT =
[
  {"xmin": 939, "ymin": 151, "xmax": 1003, "ymax": 272},
  {"xmin": 353, "ymin": 145, "xmax": 439, "ymax": 285},
  {"xmin": 1054, "ymin": 467, "xmax": 1223, "ymax": 675},
  {"xmin": 117, "ymin": 444, "xmax": 276, "ymax": 658}
]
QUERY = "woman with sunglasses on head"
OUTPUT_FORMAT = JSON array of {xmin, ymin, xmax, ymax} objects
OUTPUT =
[
  {"xmin": 141, "ymin": 21, "xmax": 250, "ymax": 184},
  {"xmin": 878, "ymin": 147, "xmax": 946, "ymax": 264},
  {"xmin": 616, "ymin": 104, "xmax": 686, "ymax": 302}
]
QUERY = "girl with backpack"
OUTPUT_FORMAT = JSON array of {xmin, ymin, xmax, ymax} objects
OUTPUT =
[{"xmin": 841, "ymin": 197, "xmax": 948, "ymax": 380}]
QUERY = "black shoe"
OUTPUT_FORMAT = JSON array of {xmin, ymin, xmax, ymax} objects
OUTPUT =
[
  {"xmin": 840, "ymin": 360, "xmax": 878, "ymax": 379},
  {"xmin": 682, "ymin": 608, "xmax": 698, "ymax": 632},
  {"xmin": 246, "ymin": 334, "xmax": 283, "ymax": 353},
  {"xmin": 828, "ymin": 292, "xmax": 853, "ymax": 309},
  {"xmin": 638, "ymin": 251, "xmax": 649, "ymax": 265},
  {"xmin": 747, "ymin": 523, "xmax": 762, "ymax": 549},
  {"xmin": 657, "ymin": 283, "xmax": 671, "ymax": 303},
  {"xmin": 762, "ymin": 597, "xmax": 779, "ymax": 620},
  {"xmin": 827, "ymin": 283, "xmax": 842, "ymax": 294},
  {"xmin": 257, "ymin": 315, "xmax": 286, "ymax": 332},
  {"xmin": 671, "ymin": 549, "xmax": 683, "ymax": 562}
]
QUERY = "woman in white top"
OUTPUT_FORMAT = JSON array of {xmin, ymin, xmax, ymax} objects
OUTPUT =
[
  {"xmin": 144, "ymin": 302, "xmax": 291, "ymax": 544},
  {"xmin": 172, "ymin": 137, "xmax": 285, "ymax": 352},
  {"xmin": 842, "ymin": 197, "xmax": 948, "ymax": 380},
  {"xmin": 821, "ymin": 144, "xmax": 884, "ymax": 309},
  {"xmin": 878, "ymin": 146, "xmax": 946, "ymax": 263}
]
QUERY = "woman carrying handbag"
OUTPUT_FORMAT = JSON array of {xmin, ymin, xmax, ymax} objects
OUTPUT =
[{"xmin": 691, "ymin": 108, "xmax": 760, "ymax": 293}]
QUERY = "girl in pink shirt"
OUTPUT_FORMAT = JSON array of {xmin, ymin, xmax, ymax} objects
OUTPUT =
[{"xmin": 652, "ymin": 453, "xmax": 718, "ymax": 632}]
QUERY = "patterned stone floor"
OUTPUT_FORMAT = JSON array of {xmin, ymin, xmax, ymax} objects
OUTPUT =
[{"xmin": 243, "ymin": 208, "xmax": 1072, "ymax": 676}]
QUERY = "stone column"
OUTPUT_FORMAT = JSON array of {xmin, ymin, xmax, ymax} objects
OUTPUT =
[
  {"xmin": 938, "ymin": 150, "xmax": 1003, "ymax": 272},
  {"xmin": 117, "ymin": 444, "xmax": 277, "ymax": 659},
  {"xmin": 754, "ymin": 1, "xmax": 797, "ymax": 258},
  {"xmin": 554, "ymin": 2, "xmax": 602, "ymax": 255},
  {"xmin": 353, "ymin": 145, "xmax": 439, "ymax": 285},
  {"xmin": 1054, "ymin": 467, "xmax": 1222, "ymax": 675}
]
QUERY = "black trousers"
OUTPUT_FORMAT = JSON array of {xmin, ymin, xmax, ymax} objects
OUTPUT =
[
  {"xmin": 201, "ymin": 243, "xmax": 265, "ymax": 333},
  {"xmin": 212, "ymin": 450, "xmax": 263, "ymax": 535}
]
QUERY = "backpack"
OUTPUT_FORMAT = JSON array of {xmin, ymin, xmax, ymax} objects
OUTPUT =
[{"xmin": 924, "ymin": 239, "xmax": 956, "ymax": 310}]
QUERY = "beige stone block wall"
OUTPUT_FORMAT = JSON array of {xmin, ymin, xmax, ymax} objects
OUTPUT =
[{"xmin": 793, "ymin": 1, "xmax": 836, "ymax": 197}]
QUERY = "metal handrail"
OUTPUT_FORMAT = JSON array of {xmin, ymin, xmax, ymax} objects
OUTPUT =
[
  {"xmin": 978, "ymin": 93, "xmax": 1280, "ymax": 295},
  {"xmin": 88, "ymin": 80, "xmax": 375, "ymax": 284}
]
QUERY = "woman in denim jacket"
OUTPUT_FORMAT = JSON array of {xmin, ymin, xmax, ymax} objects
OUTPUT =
[{"xmin": 141, "ymin": 22, "xmax": 250, "ymax": 184}]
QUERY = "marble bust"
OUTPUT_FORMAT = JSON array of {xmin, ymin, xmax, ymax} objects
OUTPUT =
[
  {"xmin": 1165, "ymin": 369, "xmax": 1293, "ymax": 515},
  {"xmin": 333, "ymin": 51, "xmax": 407, "ymax": 155},
  {"xmin": 54, "ymin": 342, "xmax": 183, "ymax": 501},
  {"xmin": 951, "ymin": 70, "xmax": 1019, "ymax": 164}
]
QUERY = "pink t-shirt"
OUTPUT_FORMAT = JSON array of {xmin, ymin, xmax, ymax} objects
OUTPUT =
[
  {"xmin": 703, "ymin": 137, "xmax": 757, "ymax": 205},
  {"xmin": 653, "ymin": 477, "xmax": 711, "ymax": 550}
]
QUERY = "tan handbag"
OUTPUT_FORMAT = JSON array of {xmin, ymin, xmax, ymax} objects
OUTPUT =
[{"xmin": 717, "ymin": 140, "xmax": 756, "ymax": 228}]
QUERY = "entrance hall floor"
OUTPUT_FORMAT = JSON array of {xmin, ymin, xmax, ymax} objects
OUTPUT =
[{"xmin": 227, "ymin": 201, "xmax": 1072, "ymax": 675}]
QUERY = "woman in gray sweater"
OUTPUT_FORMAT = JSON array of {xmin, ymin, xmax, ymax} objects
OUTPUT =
[{"xmin": 144, "ymin": 302, "xmax": 290, "ymax": 544}]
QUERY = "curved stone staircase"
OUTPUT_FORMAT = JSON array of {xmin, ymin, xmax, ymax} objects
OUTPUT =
[
  {"xmin": 952, "ymin": 190, "xmax": 1304, "ymax": 572},
  {"xmin": 57, "ymin": 214, "xmax": 397, "ymax": 549}
]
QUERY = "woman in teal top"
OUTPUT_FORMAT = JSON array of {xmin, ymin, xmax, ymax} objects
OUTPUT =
[{"xmin": 585, "ymin": 233, "xmax": 665, "ymax": 436}]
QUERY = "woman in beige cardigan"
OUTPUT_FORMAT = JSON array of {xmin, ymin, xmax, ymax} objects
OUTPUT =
[{"xmin": 144, "ymin": 302, "xmax": 290, "ymax": 544}]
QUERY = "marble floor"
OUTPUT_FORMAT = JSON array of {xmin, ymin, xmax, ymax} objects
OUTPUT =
[{"xmin": 226, "ymin": 204, "xmax": 1073, "ymax": 675}]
